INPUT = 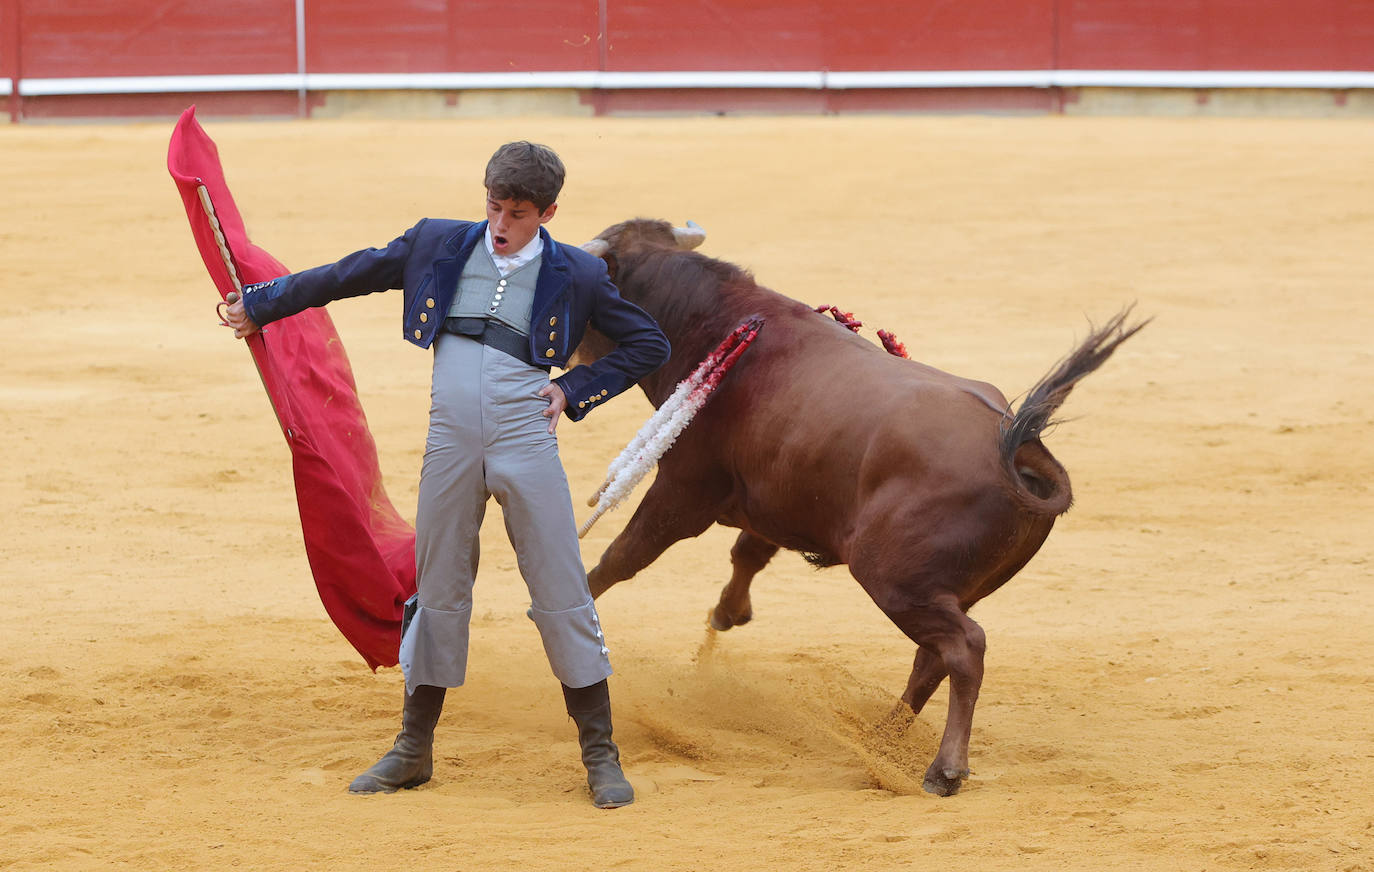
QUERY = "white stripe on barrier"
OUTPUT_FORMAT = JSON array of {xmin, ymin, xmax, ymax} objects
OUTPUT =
[
  {"xmin": 1, "ymin": 79, "xmax": 11, "ymax": 96},
  {"xmin": 595, "ymin": 71, "xmax": 826, "ymax": 89},
  {"xmin": 825, "ymin": 71, "xmax": 1055, "ymax": 89},
  {"xmin": 825, "ymin": 70, "xmax": 1374, "ymax": 89},
  {"xmin": 16, "ymin": 69, "xmax": 1374, "ymax": 97},
  {"xmin": 305, "ymin": 71, "xmax": 826, "ymax": 89},
  {"xmin": 1050, "ymin": 69, "xmax": 1374, "ymax": 89},
  {"xmin": 303, "ymin": 71, "xmax": 603, "ymax": 90},
  {"xmin": 19, "ymin": 74, "xmax": 306, "ymax": 96}
]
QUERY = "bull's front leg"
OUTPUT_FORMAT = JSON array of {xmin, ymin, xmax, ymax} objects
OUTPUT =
[
  {"xmin": 708, "ymin": 531, "xmax": 779, "ymax": 630},
  {"xmin": 586, "ymin": 473, "xmax": 723, "ymax": 599}
]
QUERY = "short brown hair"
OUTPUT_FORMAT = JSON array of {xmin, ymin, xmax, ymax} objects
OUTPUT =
[{"xmin": 484, "ymin": 141, "xmax": 565, "ymax": 213}]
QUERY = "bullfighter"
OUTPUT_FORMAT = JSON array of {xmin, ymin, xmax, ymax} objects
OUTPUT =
[{"xmin": 220, "ymin": 141, "xmax": 669, "ymax": 808}]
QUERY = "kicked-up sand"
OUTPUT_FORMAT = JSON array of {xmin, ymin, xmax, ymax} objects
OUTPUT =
[{"xmin": 1, "ymin": 112, "xmax": 1371, "ymax": 871}]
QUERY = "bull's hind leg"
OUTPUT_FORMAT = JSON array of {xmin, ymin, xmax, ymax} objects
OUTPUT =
[
  {"xmin": 586, "ymin": 474, "xmax": 724, "ymax": 599},
  {"xmin": 887, "ymin": 598, "xmax": 986, "ymax": 797},
  {"xmin": 899, "ymin": 646, "xmax": 949, "ymax": 715},
  {"xmin": 709, "ymin": 532, "xmax": 779, "ymax": 631}
]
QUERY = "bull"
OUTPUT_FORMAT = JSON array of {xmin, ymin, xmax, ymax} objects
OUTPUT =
[{"xmin": 575, "ymin": 219, "xmax": 1146, "ymax": 796}]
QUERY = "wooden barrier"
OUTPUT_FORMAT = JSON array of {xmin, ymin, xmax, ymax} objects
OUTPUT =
[{"xmin": 6, "ymin": 0, "xmax": 1374, "ymax": 120}]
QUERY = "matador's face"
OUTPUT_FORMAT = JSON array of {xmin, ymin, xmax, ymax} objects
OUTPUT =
[{"xmin": 485, "ymin": 194, "xmax": 556, "ymax": 256}]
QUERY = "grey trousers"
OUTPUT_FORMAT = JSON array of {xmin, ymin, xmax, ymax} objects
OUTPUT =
[{"xmin": 398, "ymin": 331, "xmax": 612, "ymax": 693}]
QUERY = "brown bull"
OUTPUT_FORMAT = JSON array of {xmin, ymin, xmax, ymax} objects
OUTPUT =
[{"xmin": 574, "ymin": 219, "xmax": 1146, "ymax": 796}]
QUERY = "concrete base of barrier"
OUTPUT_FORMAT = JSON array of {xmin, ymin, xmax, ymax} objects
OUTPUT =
[
  {"xmin": 310, "ymin": 89, "xmax": 594, "ymax": 119},
  {"xmin": 1065, "ymin": 87, "xmax": 1374, "ymax": 117}
]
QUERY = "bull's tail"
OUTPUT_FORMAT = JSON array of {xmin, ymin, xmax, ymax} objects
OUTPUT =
[{"xmin": 999, "ymin": 306, "xmax": 1149, "ymax": 515}]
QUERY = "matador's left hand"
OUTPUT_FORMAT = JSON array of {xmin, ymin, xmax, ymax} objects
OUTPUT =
[{"xmin": 538, "ymin": 382, "xmax": 567, "ymax": 434}]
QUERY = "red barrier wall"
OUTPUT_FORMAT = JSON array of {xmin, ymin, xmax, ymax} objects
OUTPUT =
[
  {"xmin": 18, "ymin": 1, "xmax": 297, "ymax": 77},
  {"xmin": 1057, "ymin": 0, "xmax": 1374, "ymax": 70},
  {"xmin": 2, "ymin": 1, "xmax": 18, "ymax": 121},
  {"xmin": 17, "ymin": 0, "xmax": 1374, "ymax": 80},
  {"xmin": 7, "ymin": 0, "xmax": 1374, "ymax": 120},
  {"xmin": 2, "ymin": 1, "xmax": 17, "ymax": 80},
  {"xmin": 303, "ymin": 0, "xmax": 601, "ymax": 73},
  {"xmin": 603, "ymin": 0, "xmax": 1056, "ymax": 71}
]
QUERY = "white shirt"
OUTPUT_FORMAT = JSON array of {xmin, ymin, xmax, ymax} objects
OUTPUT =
[{"xmin": 485, "ymin": 226, "xmax": 544, "ymax": 277}]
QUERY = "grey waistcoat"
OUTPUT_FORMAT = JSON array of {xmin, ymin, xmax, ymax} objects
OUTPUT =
[{"xmin": 447, "ymin": 246, "xmax": 540, "ymax": 336}]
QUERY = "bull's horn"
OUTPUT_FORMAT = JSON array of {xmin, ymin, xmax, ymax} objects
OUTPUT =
[
  {"xmin": 672, "ymin": 220, "xmax": 706, "ymax": 250},
  {"xmin": 581, "ymin": 238, "xmax": 610, "ymax": 257}
]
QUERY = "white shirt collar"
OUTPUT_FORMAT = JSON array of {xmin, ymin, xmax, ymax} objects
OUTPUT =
[{"xmin": 484, "ymin": 225, "xmax": 544, "ymax": 276}]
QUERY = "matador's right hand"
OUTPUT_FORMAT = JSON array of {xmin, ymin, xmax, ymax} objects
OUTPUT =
[{"xmin": 219, "ymin": 292, "xmax": 260, "ymax": 339}]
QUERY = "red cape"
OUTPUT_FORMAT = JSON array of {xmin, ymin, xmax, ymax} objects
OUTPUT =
[{"xmin": 167, "ymin": 106, "xmax": 415, "ymax": 669}]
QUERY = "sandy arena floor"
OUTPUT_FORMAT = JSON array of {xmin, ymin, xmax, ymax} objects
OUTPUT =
[{"xmin": 2, "ymin": 113, "xmax": 1371, "ymax": 871}]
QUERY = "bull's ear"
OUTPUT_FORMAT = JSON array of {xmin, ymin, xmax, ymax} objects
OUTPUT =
[{"xmin": 603, "ymin": 252, "xmax": 620, "ymax": 282}]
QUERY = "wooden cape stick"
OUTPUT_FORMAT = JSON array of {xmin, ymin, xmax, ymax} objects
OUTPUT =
[
  {"xmin": 197, "ymin": 180, "xmax": 286, "ymax": 433},
  {"xmin": 197, "ymin": 181, "xmax": 244, "ymax": 296}
]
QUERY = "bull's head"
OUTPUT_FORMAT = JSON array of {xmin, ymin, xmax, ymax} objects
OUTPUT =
[
  {"xmin": 580, "ymin": 219, "xmax": 706, "ymax": 280},
  {"xmin": 568, "ymin": 219, "xmax": 706, "ymax": 369}
]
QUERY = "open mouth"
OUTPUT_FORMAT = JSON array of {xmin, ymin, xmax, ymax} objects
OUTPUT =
[{"xmin": 493, "ymin": 234, "xmax": 509, "ymax": 249}]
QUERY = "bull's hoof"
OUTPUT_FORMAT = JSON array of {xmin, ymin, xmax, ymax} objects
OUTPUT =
[
  {"xmin": 708, "ymin": 604, "xmax": 751, "ymax": 631},
  {"xmin": 921, "ymin": 766, "xmax": 969, "ymax": 797},
  {"xmin": 880, "ymin": 702, "xmax": 917, "ymax": 730}
]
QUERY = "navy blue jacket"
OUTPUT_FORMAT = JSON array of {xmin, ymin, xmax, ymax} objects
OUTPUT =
[{"xmin": 240, "ymin": 219, "xmax": 669, "ymax": 421}]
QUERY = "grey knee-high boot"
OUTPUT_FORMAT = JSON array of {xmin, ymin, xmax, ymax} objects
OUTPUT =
[
  {"xmin": 562, "ymin": 679, "xmax": 634, "ymax": 809},
  {"xmin": 348, "ymin": 684, "xmax": 446, "ymax": 794}
]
